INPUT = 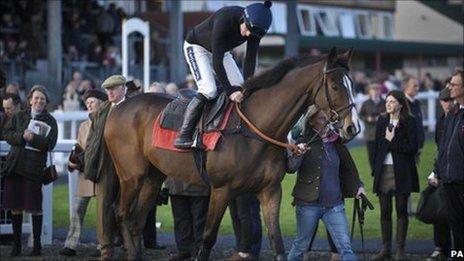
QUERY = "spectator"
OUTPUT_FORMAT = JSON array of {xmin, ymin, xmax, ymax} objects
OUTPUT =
[
  {"xmin": 429, "ymin": 69, "xmax": 464, "ymax": 253},
  {"xmin": 59, "ymin": 89, "xmax": 107, "ymax": 257},
  {"xmin": 287, "ymin": 106, "xmax": 365, "ymax": 261},
  {"xmin": 359, "ymin": 83, "xmax": 385, "ymax": 170},
  {"xmin": 228, "ymin": 194, "xmax": 262, "ymax": 260},
  {"xmin": 180, "ymin": 74, "xmax": 197, "ymax": 91},
  {"xmin": 371, "ymin": 90, "xmax": 419, "ymax": 261},
  {"xmin": 165, "ymin": 82, "xmax": 179, "ymax": 97},
  {"xmin": 62, "ymin": 84, "xmax": 81, "ymax": 111},
  {"xmin": 1, "ymin": 85, "xmax": 58, "ymax": 257},
  {"xmin": 84, "ymin": 75, "xmax": 127, "ymax": 259},
  {"xmin": 402, "ymin": 76, "xmax": 425, "ymax": 157},
  {"xmin": 5, "ymin": 82, "xmax": 26, "ymax": 102},
  {"xmin": 426, "ymin": 86, "xmax": 456, "ymax": 261},
  {"xmin": 165, "ymin": 177, "xmax": 209, "ymax": 261},
  {"xmin": 1, "ymin": 93, "xmax": 21, "ymax": 139},
  {"xmin": 126, "ymin": 79, "xmax": 143, "ymax": 98},
  {"xmin": 96, "ymin": 6, "xmax": 114, "ymax": 48},
  {"xmin": 148, "ymin": 81, "xmax": 166, "ymax": 94}
]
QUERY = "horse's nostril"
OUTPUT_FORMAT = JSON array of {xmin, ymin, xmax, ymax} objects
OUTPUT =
[{"xmin": 347, "ymin": 125, "xmax": 356, "ymax": 136}]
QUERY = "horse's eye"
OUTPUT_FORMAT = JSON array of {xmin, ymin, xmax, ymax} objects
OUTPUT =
[{"xmin": 331, "ymin": 84, "xmax": 340, "ymax": 90}]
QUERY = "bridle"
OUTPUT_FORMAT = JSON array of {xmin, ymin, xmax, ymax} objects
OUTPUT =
[
  {"xmin": 235, "ymin": 61, "xmax": 359, "ymax": 154},
  {"xmin": 311, "ymin": 62, "xmax": 358, "ymax": 133}
]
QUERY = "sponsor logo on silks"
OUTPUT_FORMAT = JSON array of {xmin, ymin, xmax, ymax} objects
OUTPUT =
[
  {"xmin": 451, "ymin": 250, "xmax": 464, "ymax": 258},
  {"xmin": 187, "ymin": 47, "xmax": 201, "ymax": 81}
]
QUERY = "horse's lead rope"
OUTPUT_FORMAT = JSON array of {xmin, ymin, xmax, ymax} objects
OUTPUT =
[{"xmin": 235, "ymin": 102, "xmax": 300, "ymax": 154}]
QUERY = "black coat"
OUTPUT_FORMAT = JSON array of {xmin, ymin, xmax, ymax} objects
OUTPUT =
[
  {"xmin": 372, "ymin": 115, "xmax": 419, "ymax": 195},
  {"xmin": 2, "ymin": 109, "xmax": 58, "ymax": 182}
]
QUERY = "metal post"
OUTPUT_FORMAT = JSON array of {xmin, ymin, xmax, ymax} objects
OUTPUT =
[
  {"xmin": 285, "ymin": 0, "xmax": 299, "ymax": 58},
  {"xmin": 169, "ymin": 1, "xmax": 185, "ymax": 84},
  {"xmin": 47, "ymin": 0, "xmax": 62, "ymax": 107}
]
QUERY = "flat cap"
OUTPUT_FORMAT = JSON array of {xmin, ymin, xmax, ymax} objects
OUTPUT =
[
  {"xmin": 82, "ymin": 89, "xmax": 108, "ymax": 101},
  {"xmin": 438, "ymin": 87, "xmax": 452, "ymax": 101},
  {"xmin": 102, "ymin": 75, "xmax": 126, "ymax": 89}
]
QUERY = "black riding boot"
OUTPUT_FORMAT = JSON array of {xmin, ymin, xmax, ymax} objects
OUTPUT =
[
  {"xmin": 10, "ymin": 214, "xmax": 22, "ymax": 257},
  {"xmin": 395, "ymin": 217, "xmax": 408, "ymax": 261},
  {"xmin": 30, "ymin": 214, "xmax": 42, "ymax": 256},
  {"xmin": 174, "ymin": 94, "xmax": 207, "ymax": 149}
]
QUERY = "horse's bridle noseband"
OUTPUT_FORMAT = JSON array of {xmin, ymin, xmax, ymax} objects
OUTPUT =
[{"xmin": 310, "ymin": 62, "xmax": 360, "ymax": 134}]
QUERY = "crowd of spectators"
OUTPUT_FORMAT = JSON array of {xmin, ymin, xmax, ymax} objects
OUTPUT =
[{"xmin": 0, "ymin": 0, "xmax": 126, "ymax": 67}]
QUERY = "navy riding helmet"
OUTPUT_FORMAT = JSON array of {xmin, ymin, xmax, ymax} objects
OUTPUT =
[{"xmin": 243, "ymin": 0, "xmax": 273, "ymax": 38}]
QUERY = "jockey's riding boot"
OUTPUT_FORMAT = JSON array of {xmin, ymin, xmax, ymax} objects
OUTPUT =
[
  {"xmin": 10, "ymin": 214, "xmax": 22, "ymax": 257},
  {"xmin": 371, "ymin": 219, "xmax": 392, "ymax": 260},
  {"xmin": 30, "ymin": 214, "xmax": 42, "ymax": 256},
  {"xmin": 175, "ymin": 94, "xmax": 207, "ymax": 149},
  {"xmin": 394, "ymin": 217, "xmax": 408, "ymax": 261}
]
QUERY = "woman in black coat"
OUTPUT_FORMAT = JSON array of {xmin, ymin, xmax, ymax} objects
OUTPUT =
[
  {"xmin": 1, "ymin": 85, "xmax": 58, "ymax": 257},
  {"xmin": 371, "ymin": 90, "xmax": 419, "ymax": 261}
]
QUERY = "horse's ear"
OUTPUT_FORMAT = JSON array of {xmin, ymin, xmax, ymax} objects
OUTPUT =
[
  {"xmin": 327, "ymin": 47, "xmax": 337, "ymax": 65},
  {"xmin": 339, "ymin": 47, "xmax": 354, "ymax": 65}
]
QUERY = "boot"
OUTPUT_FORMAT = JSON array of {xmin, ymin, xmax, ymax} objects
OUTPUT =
[
  {"xmin": 371, "ymin": 220, "xmax": 392, "ymax": 260},
  {"xmin": 30, "ymin": 214, "xmax": 42, "ymax": 256},
  {"xmin": 174, "ymin": 95, "xmax": 207, "ymax": 149},
  {"xmin": 394, "ymin": 217, "xmax": 408, "ymax": 261},
  {"xmin": 10, "ymin": 214, "xmax": 22, "ymax": 257}
]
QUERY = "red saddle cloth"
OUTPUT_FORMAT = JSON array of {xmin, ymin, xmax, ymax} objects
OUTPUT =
[{"xmin": 152, "ymin": 103, "xmax": 234, "ymax": 152}]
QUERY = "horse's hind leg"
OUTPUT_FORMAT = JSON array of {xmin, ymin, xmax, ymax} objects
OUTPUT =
[
  {"xmin": 257, "ymin": 184, "xmax": 286, "ymax": 260},
  {"xmin": 196, "ymin": 187, "xmax": 230, "ymax": 261}
]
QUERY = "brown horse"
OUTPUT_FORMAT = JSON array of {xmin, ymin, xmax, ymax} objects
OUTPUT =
[{"xmin": 104, "ymin": 47, "xmax": 358, "ymax": 260}]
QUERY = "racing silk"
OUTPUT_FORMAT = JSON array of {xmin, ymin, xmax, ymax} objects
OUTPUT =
[{"xmin": 186, "ymin": 6, "xmax": 260, "ymax": 94}]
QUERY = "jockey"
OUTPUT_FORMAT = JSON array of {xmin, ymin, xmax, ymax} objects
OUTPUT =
[{"xmin": 174, "ymin": 0, "xmax": 273, "ymax": 149}]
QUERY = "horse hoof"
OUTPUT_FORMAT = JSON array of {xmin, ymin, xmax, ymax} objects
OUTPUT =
[{"xmin": 275, "ymin": 253, "xmax": 287, "ymax": 261}]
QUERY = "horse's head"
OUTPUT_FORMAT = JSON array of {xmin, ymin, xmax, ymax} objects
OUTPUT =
[{"xmin": 312, "ymin": 47, "xmax": 359, "ymax": 141}]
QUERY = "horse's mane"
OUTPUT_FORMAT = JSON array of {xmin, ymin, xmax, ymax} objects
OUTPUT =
[{"xmin": 243, "ymin": 54, "xmax": 327, "ymax": 97}]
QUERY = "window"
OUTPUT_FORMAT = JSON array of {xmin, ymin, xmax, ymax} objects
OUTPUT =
[
  {"xmin": 355, "ymin": 11, "xmax": 372, "ymax": 39},
  {"xmin": 313, "ymin": 9, "xmax": 340, "ymax": 37},
  {"xmin": 339, "ymin": 12, "xmax": 356, "ymax": 38},
  {"xmin": 297, "ymin": 5, "xmax": 316, "ymax": 36}
]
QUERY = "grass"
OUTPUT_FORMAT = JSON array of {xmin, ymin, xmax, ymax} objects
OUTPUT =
[{"xmin": 53, "ymin": 141, "xmax": 437, "ymax": 239}]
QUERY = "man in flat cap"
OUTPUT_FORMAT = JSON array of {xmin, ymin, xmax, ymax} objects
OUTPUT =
[
  {"xmin": 60, "ymin": 89, "xmax": 107, "ymax": 257},
  {"xmin": 84, "ymin": 75, "xmax": 126, "ymax": 259}
]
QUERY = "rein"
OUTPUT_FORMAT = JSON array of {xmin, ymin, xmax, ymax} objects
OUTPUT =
[{"xmin": 235, "ymin": 102, "xmax": 300, "ymax": 154}]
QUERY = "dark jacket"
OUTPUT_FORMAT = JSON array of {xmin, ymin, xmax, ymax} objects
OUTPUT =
[
  {"xmin": 83, "ymin": 101, "xmax": 112, "ymax": 182},
  {"xmin": 407, "ymin": 99, "xmax": 425, "ymax": 149},
  {"xmin": 359, "ymin": 98, "xmax": 385, "ymax": 141},
  {"xmin": 288, "ymin": 135, "xmax": 362, "ymax": 204},
  {"xmin": 434, "ymin": 108, "xmax": 464, "ymax": 183},
  {"xmin": 2, "ymin": 109, "xmax": 58, "ymax": 182},
  {"xmin": 372, "ymin": 115, "xmax": 419, "ymax": 195},
  {"xmin": 165, "ymin": 177, "xmax": 210, "ymax": 197}
]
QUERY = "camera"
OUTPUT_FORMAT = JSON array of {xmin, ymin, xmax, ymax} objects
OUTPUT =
[{"xmin": 156, "ymin": 188, "xmax": 169, "ymax": 206}]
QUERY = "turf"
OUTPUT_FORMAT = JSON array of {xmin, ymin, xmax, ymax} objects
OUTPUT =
[{"xmin": 53, "ymin": 141, "xmax": 436, "ymax": 239}]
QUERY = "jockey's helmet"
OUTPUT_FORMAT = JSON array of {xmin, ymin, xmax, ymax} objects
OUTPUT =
[{"xmin": 243, "ymin": 0, "xmax": 273, "ymax": 38}]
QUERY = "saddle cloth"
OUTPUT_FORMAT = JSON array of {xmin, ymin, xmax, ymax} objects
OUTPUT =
[{"xmin": 152, "ymin": 96, "xmax": 234, "ymax": 152}]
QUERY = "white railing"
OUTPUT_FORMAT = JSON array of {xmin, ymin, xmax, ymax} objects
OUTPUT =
[{"xmin": 0, "ymin": 140, "xmax": 75, "ymax": 245}]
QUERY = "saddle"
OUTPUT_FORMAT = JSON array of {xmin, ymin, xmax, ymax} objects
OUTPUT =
[
  {"xmin": 160, "ymin": 92, "xmax": 229, "ymax": 133},
  {"xmin": 152, "ymin": 92, "xmax": 236, "ymax": 153}
]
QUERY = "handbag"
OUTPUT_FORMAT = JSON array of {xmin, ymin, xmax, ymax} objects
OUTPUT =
[
  {"xmin": 416, "ymin": 185, "xmax": 448, "ymax": 224},
  {"xmin": 43, "ymin": 151, "xmax": 58, "ymax": 185},
  {"xmin": 68, "ymin": 143, "xmax": 85, "ymax": 172}
]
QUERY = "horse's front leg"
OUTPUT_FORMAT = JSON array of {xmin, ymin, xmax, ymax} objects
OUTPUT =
[
  {"xmin": 195, "ymin": 187, "xmax": 230, "ymax": 261},
  {"xmin": 258, "ymin": 183, "xmax": 286, "ymax": 261}
]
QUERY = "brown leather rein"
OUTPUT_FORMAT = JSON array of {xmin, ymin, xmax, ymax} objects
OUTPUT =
[{"xmin": 234, "ymin": 102, "xmax": 301, "ymax": 154}]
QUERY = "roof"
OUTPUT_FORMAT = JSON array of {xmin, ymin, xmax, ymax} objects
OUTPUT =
[{"xmin": 299, "ymin": 35, "xmax": 464, "ymax": 56}]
